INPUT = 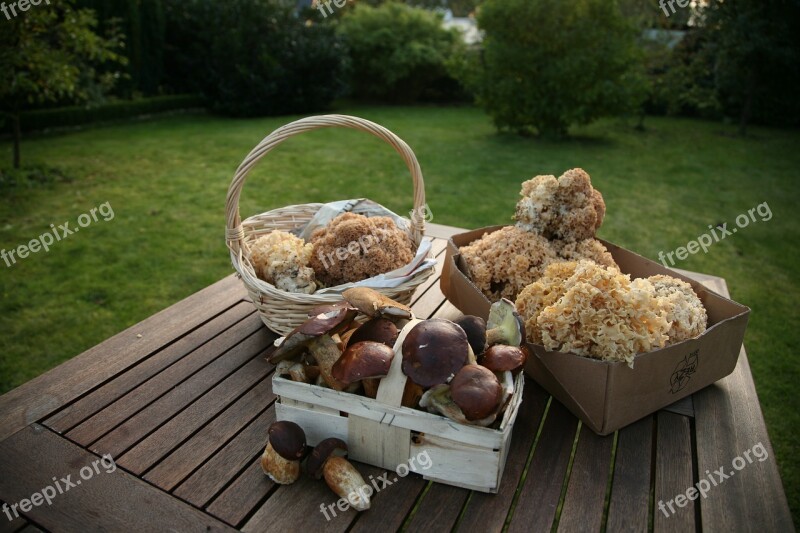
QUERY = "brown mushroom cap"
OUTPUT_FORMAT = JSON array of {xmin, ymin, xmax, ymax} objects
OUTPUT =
[
  {"xmin": 267, "ymin": 421, "xmax": 307, "ymax": 460},
  {"xmin": 455, "ymin": 315, "xmax": 487, "ymax": 356},
  {"xmin": 402, "ymin": 319, "xmax": 470, "ymax": 388},
  {"xmin": 306, "ymin": 438, "xmax": 348, "ymax": 479},
  {"xmin": 480, "ymin": 345, "xmax": 528, "ymax": 374},
  {"xmin": 450, "ymin": 365, "xmax": 503, "ymax": 421},
  {"xmin": 331, "ymin": 341, "xmax": 395, "ymax": 384},
  {"xmin": 348, "ymin": 317, "xmax": 399, "ymax": 348}
]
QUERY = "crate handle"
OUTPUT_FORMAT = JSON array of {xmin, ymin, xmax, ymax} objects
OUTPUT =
[{"xmin": 225, "ymin": 114, "xmax": 427, "ymax": 258}]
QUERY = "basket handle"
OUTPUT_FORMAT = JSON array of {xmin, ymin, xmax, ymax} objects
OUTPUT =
[{"xmin": 225, "ymin": 114, "xmax": 427, "ymax": 256}]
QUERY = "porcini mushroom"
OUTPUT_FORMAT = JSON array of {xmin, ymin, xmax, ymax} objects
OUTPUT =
[
  {"xmin": 268, "ymin": 306, "xmax": 357, "ymax": 390},
  {"xmin": 331, "ymin": 341, "xmax": 395, "ymax": 387},
  {"xmin": 347, "ymin": 317, "xmax": 399, "ymax": 348},
  {"xmin": 261, "ymin": 421, "xmax": 306, "ymax": 484},
  {"xmin": 305, "ymin": 438, "xmax": 348, "ymax": 479},
  {"xmin": 480, "ymin": 345, "xmax": 528, "ymax": 375},
  {"xmin": 450, "ymin": 364, "xmax": 503, "ymax": 422},
  {"xmin": 455, "ymin": 315, "xmax": 487, "ymax": 356},
  {"xmin": 486, "ymin": 299, "xmax": 525, "ymax": 347},
  {"xmin": 343, "ymin": 287, "xmax": 413, "ymax": 320},
  {"xmin": 323, "ymin": 456, "xmax": 371, "ymax": 511},
  {"xmin": 401, "ymin": 319, "xmax": 471, "ymax": 388}
]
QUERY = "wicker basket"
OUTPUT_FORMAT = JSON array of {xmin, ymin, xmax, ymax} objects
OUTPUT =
[{"xmin": 225, "ymin": 114, "xmax": 434, "ymax": 335}]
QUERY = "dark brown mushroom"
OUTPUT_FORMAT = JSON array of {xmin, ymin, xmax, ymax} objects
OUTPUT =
[
  {"xmin": 347, "ymin": 317, "xmax": 399, "ymax": 348},
  {"xmin": 450, "ymin": 365, "xmax": 503, "ymax": 421},
  {"xmin": 455, "ymin": 315, "xmax": 487, "ymax": 356},
  {"xmin": 401, "ymin": 319, "xmax": 470, "ymax": 388},
  {"xmin": 261, "ymin": 421, "xmax": 307, "ymax": 484},
  {"xmin": 305, "ymin": 438, "xmax": 348, "ymax": 479}
]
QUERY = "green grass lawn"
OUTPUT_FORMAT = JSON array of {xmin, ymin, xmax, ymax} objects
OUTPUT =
[{"xmin": 1, "ymin": 106, "xmax": 798, "ymax": 523}]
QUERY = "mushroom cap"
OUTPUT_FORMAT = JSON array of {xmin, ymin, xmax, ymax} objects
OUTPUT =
[
  {"xmin": 348, "ymin": 317, "xmax": 399, "ymax": 348},
  {"xmin": 486, "ymin": 298, "xmax": 524, "ymax": 347},
  {"xmin": 480, "ymin": 345, "xmax": 528, "ymax": 374},
  {"xmin": 306, "ymin": 438, "xmax": 348, "ymax": 479},
  {"xmin": 269, "ymin": 306, "xmax": 357, "ymax": 363},
  {"xmin": 450, "ymin": 365, "xmax": 503, "ymax": 421},
  {"xmin": 343, "ymin": 287, "xmax": 412, "ymax": 319},
  {"xmin": 402, "ymin": 319, "xmax": 470, "ymax": 388},
  {"xmin": 331, "ymin": 341, "xmax": 395, "ymax": 384},
  {"xmin": 455, "ymin": 315, "xmax": 487, "ymax": 356},
  {"xmin": 267, "ymin": 421, "xmax": 307, "ymax": 460}
]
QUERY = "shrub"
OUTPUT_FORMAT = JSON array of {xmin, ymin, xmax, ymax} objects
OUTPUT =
[
  {"xmin": 163, "ymin": 0, "xmax": 347, "ymax": 117},
  {"xmin": 337, "ymin": 2, "xmax": 466, "ymax": 102},
  {"xmin": 460, "ymin": 0, "xmax": 647, "ymax": 137}
]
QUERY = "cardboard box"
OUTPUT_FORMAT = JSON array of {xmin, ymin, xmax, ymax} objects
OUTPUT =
[{"xmin": 441, "ymin": 226, "xmax": 750, "ymax": 435}]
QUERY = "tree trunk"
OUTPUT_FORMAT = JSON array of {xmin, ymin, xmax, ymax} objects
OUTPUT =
[{"xmin": 12, "ymin": 113, "xmax": 21, "ymax": 169}]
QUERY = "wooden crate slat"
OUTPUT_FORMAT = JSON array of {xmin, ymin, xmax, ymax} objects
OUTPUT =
[
  {"xmin": 44, "ymin": 302, "xmax": 255, "ymax": 434},
  {"xmin": 172, "ymin": 407, "xmax": 276, "ymax": 507},
  {"xmin": 0, "ymin": 275, "xmax": 246, "ymax": 442},
  {"xmin": 605, "ymin": 416, "xmax": 654, "ymax": 531},
  {"xmin": 64, "ymin": 314, "xmax": 266, "ymax": 446},
  {"xmin": 0, "ymin": 425, "xmax": 235, "ymax": 532},
  {"xmin": 86, "ymin": 329, "xmax": 272, "ymax": 457},
  {"xmin": 506, "ymin": 401, "xmax": 579, "ymax": 533},
  {"xmin": 654, "ymin": 411, "xmax": 696, "ymax": 532},
  {"xmin": 556, "ymin": 427, "xmax": 614, "ymax": 532},
  {"xmin": 120, "ymin": 370, "xmax": 276, "ymax": 478}
]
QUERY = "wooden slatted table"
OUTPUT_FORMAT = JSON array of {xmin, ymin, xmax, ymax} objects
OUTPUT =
[{"xmin": 0, "ymin": 223, "xmax": 792, "ymax": 532}]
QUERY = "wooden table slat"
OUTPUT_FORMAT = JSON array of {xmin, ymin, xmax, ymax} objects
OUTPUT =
[
  {"xmin": 0, "ymin": 425, "xmax": 235, "ymax": 532},
  {"xmin": 454, "ymin": 379, "xmax": 550, "ymax": 533},
  {"xmin": 45, "ymin": 302, "xmax": 256, "ymax": 433},
  {"xmin": 556, "ymin": 426, "xmax": 615, "ymax": 532},
  {"xmin": 84, "ymin": 327, "xmax": 273, "ymax": 457},
  {"xmin": 0, "ymin": 275, "xmax": 246, "ymax": 442},
  {"xmin": 62, "ymin": 313, "xmax": 265, "ymax": 445},
  {"xmin": 506, "ymin": 401, "xmax": 580, "ymax": 533},
  {"xmin": 654, "ymin": 412, "xmax": 697, "ymax": 532},
  {"xmin": 605, "ymin": 416, "xmax": 655, "ymax": 531},
  {"xmin": 206, "ymin": 458, "xmax": 276, "ymax": 528}
]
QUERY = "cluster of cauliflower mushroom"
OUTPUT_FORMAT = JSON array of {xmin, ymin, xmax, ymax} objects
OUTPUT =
[
  {"xmin": 246, "ymin": 212, "xmax": 414, "ymax": 293},
  {"xmin": 461, "ymin": 168, "xmax": 708, "ymax": 365}
]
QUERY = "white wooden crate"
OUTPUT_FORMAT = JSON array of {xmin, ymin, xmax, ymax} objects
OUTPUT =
[{"xmin": 273, "ymin": 318, "xmax": 525, "ymax": 493}]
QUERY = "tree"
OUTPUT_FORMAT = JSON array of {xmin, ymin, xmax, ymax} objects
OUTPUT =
[
  {"xmin": 459, "ymin": 0, "xmax": 647, "ymax": 138},
  {"xmin": 0, "ymin": 1, "xmax": 126, "ymax": 168},
  {"xmin": 701, "ymin": 0, "xmax": 800, "ymax": 134}
]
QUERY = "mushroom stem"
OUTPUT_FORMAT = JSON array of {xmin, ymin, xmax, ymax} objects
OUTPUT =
[
  {"xmin": 309, "ymin": 335, "xmax": 347, "ymax": 390},
  {"xmin": 323, "ymin": 456, "xmax": 371, "ymax": 511},
  {"xmin": 261, "ymin": 442, "xmax": 301, "ymax": 484}
]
